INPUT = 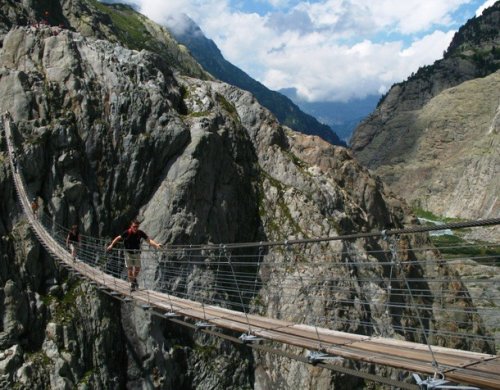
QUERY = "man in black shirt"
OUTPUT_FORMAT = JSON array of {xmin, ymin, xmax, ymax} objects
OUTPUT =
[{"xmin": 107, "ymin": 220, "xmax": 162, "ymax": 291}]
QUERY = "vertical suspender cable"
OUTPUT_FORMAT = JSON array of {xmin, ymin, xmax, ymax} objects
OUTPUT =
[{"xmin": 388, "ymin": 235, "xmax": 440, "ymax": 375}]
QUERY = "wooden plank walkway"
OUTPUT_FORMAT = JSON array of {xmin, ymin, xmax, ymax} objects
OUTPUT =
[{"xmin": 4, "ymin": 115, "xmax": 500, "ymax": 389}]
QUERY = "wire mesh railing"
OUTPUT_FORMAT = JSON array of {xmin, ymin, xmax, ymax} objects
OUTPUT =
[{"xmin": 29, "ymin": 210, "xmax": 500, "ymax": 356}]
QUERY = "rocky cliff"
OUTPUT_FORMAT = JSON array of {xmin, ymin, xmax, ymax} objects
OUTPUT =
[
  {"xmin": 350, "ymin": 2, "xmax": 500, "ymax": 222},
  {"xmin": 0, "ymin": 2, "xmax": 493, "ymax": 389}
]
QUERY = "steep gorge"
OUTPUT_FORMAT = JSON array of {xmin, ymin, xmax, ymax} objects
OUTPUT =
[{"xmin": 0, "ymin": 2, "xmax": 494, "ymax": 389}]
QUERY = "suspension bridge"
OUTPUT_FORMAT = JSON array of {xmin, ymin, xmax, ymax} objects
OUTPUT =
[{"xmin": 3, "ymin": 114, "xmax": 500, "ymax": 389}]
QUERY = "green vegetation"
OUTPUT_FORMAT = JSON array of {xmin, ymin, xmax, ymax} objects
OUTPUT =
[
  {"xmin": 283, "ymin": 149, "xmax": 307, "ymax": 170},
  {"xmin": 26, "ymin": 350, "xmax": 52, "ymax": 368},
  {"xmin": 215, "ymin": 93, "xmax": 236, "ymax": 115},
  {"xmin": 90, "ymin": 1, "xmax": 155, "ymax": 52},
  {"xmin": 258, "ymin": 170, "xmax": 307, "ymax": 240},
  {"xmin": 411, "ymin": 208, "xmax": 499, "ymax": 265},
  {"xmin": 431, "ymin": 234, "xmax": 500, "ymax": 266},
  {"xmin": 215, "ymin": 93, "xmax": 240, "ymax": 122},
  {"xmin": 79, "ymin": 369, "xmax": 95, "ymax": 386},
  {"xmin": 40, "ymin": 293, "xmax": 55, "ymax": 307},
  {"xmin": 194, "ymin": 343, "xmax": 217, "ymax": 360},
  {"xmin": 87, "ymin": 1, "xmax": 208, "ymax": 80},
  {"xmin": 44, "ymin": 280, "xmax": 84, "ymax": 324},
  {"xmin": 250, "ymin": 295, "xmax": 265, "ymax": 314},
  {"xmin": 412, "ymin": 207, "xmax": 463, "ymax": 223}
]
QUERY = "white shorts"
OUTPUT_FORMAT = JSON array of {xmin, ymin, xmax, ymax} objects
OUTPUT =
[{"xmin": 124, "ymin": 251, "xmax": 141, "ymax": 268}]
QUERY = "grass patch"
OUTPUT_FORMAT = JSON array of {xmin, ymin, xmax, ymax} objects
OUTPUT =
[
  {"xmin": 191, "ymin": 111, "xmax": 210, "ymax": 117},
  {"xmin": 431, "ymin": 234, "xmax": 500, "ymax": 266},
  {"xmin": 53, "ymin": 280, "xmax": 83, "ymax": 324},
  {"xmin": 283, "ymin": 150, "xmax": 307, "ymax": 170},
  {"xmin": 26, "ymin": 351, "xmax": 52, "ymax": 368},
  {"xmin": 91, "ymin": 1, "xmax": 155, "ymax": 51},
  {"xmin": 412, "ymin": 208, "xmax": 463, "ymax": 223},
  {"xmin": 79, "ymin": 369, "xmax": 95, "ymax": 386},
  {"xmin": 216, "ymin": 93, "xmax": 237, "ymax": 117}
]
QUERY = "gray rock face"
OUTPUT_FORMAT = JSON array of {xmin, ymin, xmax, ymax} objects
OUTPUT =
[
  {"xmin": 362, "ymin": 72, "xmax": 499, "ymax": 221},
  {"xmin": 0, "ymin": 20, "xmax": 492, "ymax": 390},
  {"xmin": 450, "ymin": 259, "xmax": 500, "ymax": 350}
]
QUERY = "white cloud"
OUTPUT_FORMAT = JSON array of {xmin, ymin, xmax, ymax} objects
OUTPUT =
[
  {"xmin": 364, "ymin": 0, "xmax": 467, "ymax": 34},
  {"xmin": 476, "ymin": 0, "xmax": 497, "ymax": 16},
  {"xmin": 106, "ymin": 0, "xmax": 481, "ymax": 102},
  {"xmin": 261, "ymin": 31, "xmax": 454, "ymax": 102},
  {"xmin": 295, "ymin": 0, "xmax": 470, "ymax": 35}
]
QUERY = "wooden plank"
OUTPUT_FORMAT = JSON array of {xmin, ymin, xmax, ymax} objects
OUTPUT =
[{"xmin": 141, "ymin": 289, "xmax": 500, "ymax": 386}]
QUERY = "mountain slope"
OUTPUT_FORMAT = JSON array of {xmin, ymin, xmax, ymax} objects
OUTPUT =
[
  {"xmin": 350, "ymin": 1, "xmax": 500, "ymax": 220},
  {"xmin": 169, "ymin": 14, "xmax": 346, "ymax": 146}
]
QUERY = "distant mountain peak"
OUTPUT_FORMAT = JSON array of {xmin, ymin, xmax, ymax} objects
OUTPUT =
[{"xmin": 168, "ymin": 16, "xmax": 346, "ymax": 146}]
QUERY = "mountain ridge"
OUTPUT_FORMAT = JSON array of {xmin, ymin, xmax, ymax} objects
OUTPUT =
[{"xmin": 350, "ymin": 1, "xmax": 500, "ymax": 222}]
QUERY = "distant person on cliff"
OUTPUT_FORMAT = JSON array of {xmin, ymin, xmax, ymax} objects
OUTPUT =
[
  {"xmin": 106, "ymin": 220, "xmax": 162, "ymax": 291},
  {"xmin": 31, "ymin": 197, "xmax": 39, "ymax": 219},
  {"xmin": 66, "ymin": 225, "xmax": 80, "ymax": 261},
  {"xmin": 11, "ymin": 151, "xmax": 18, "ymax": 172}
]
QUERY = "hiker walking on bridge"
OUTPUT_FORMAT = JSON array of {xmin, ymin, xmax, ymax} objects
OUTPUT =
[
  {"xmin": 66, "ymin": 225, "xmax": 80, "ymax": 261},
  {"xmin": 31, "ymin": 197, "xmax": 39, "ymax": 219},
  {"xmin": 106, "ymin": 220, "xmax": 162, "ymax": 291}
]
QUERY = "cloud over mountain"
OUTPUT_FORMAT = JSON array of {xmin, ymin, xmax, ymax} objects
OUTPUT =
[{"xmin": 110, "ymin": 0, "xmax": 493, "ymax": 102}]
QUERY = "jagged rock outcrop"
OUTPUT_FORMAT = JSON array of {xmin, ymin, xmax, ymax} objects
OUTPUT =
[
  {"xmin": 350, "ymin": 2, "xmax": 500, "ymax": 222},
  {"xmin": 0, "ymin": 5, "xmax": 494, "ymax": 390}
]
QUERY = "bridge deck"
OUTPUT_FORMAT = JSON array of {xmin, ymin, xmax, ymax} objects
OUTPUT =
[
  {"xmin": 4, "ymin": 116, "xmax": 500, "ymax": 389},
  {"xmin": 63, "ymin": 260, "xmax": 500, "ymax": 389}
]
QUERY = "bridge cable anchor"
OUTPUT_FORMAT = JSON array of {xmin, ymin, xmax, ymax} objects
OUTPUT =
[
  {"xmin": 412, "ymin": 373, "xmax": 480, "ymax": 390},
  {"xmin": 195, "ymin": 321, "xmax": 216, "ymax": 330},
  {"xmin": 239, "ymin": 333, "xmax": 264, "ymax": 344},
  {"xmin": 307, "ymin": 351, "xmax": 344, "ymax": 366},
  {"xmin": 161, "ymin": 312, "xmax": 180, "ymax": 319}
]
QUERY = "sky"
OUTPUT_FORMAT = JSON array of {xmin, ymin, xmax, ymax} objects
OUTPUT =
[{"xmin": 107, "ymin": 0, "xmax": 497, "ymax": 103}]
